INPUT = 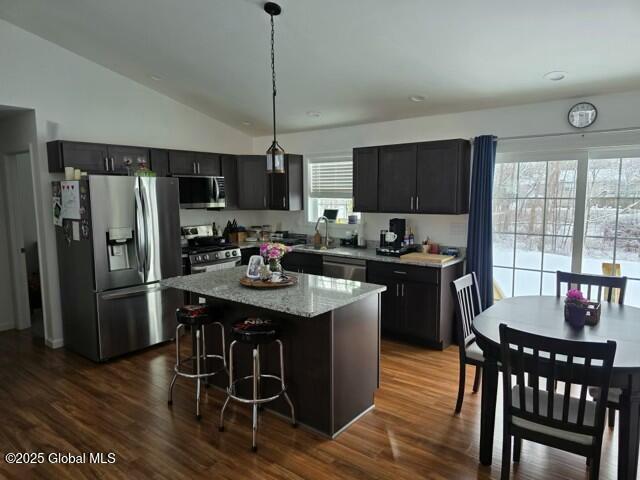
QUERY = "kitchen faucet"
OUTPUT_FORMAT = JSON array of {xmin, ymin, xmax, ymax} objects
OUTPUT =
[{"xmin": 314, "ymin": 215, "xmax": 330, "ymax": 249}]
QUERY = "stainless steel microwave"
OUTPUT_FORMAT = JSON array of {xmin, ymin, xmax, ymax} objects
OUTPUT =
[{"xmin": 177, "ymin": 176, "xmax": 226, "ymax": 209}]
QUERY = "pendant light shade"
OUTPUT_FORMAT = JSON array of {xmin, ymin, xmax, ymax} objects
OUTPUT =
[
  {"xmin": 266, "ymin": 140, "xmax": 285, "ymax": 173},
  {"xmin": 264, "ymin": 2, "xmax": 285, "ymax": 174}
]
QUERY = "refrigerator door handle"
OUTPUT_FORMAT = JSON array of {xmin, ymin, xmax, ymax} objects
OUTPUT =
[
  {"xmin": 139, "ymin": 178, "xmax": 151, "ymax": 281},
  {"xmin": 134, "ymin": 180, "xmax": 147, "ymax": 280}
]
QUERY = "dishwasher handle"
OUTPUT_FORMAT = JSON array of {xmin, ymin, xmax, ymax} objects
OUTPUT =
[{"xmin": 322, "ymin": 256, "xmax": 367, "ymax": 267}]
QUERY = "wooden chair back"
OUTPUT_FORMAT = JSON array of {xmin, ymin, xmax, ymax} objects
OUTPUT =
[
  {"xmin": 556, "ymin": 271, "xmax": 627, "ymax": 304},
  {"xmin": 451, "ymin": 272, "xmax": 483, "ymax": 350},
  {"xmin": 499, "ymin": 324, "xmax": 616, "ymax": 442}
]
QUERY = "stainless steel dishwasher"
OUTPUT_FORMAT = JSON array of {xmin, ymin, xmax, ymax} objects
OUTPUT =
[{"xmin": 322, "ymin": 256, "xmax": 367, "ymax": 281}]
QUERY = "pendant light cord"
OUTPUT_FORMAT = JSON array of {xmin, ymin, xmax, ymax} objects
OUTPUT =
[{"xmin": 270, "ymin": 14, "xmax": 277, "ymax": 145}]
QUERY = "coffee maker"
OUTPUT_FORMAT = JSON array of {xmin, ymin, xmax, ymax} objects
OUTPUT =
[
  {"xmin": 377, "ymin": 218, "xmax": 414, "ymax": 256},
  {"xmin": 388, "ymin": 218, "xmax": 405, "ymax": 250}
]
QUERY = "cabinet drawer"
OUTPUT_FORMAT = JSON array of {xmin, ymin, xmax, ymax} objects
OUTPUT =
[{"xmin": 367, "ymin": 261, "xmax": 439, "ymax": 284}]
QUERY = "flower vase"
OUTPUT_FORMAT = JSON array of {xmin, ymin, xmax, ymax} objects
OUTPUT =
[
  {"xmin": 565, "ymin": 303, "xmax": 587, "ymax": 328},
  {"xmin": 269, "ymin": 258, "xmax": 283, "ymax": 274}
]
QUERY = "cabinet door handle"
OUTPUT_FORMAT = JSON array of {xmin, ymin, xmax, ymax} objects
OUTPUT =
[
  {"xmin": 192, "ymin": 162, "xmax": 196, "ymax": 174},
  {"xmin": 263, "ymin": 196, "xmax": 267, "ymax": 208},
  {"xmin": 104, "ymin": 157, "xmax": 109, "ymax": 171},
  {"xmin": 110, "ymin": 157, "xmax": 115, "ymax": 171},
  {"xmin": 411, "ymin": 196, "xmax": 414, "ymax": 211},
  {"xmin": 198, "ymin": 162, "xmax": 201, "ymax": 174},
  {"xmin": 396, "ymin": 284, "xmax": 399, "ymax": 296},
  {"xmin": 282, "ymin": 196, "xmax": 286, "ymax": 208},
  {"xmin": 416, "ymin": 195, "xmax": 419, "ymax": 211},
  {"xmin": 393, "ymin": 270, "xmax": 407, "ymax": 275},
  {"xmin": 401, "ymin": 284, "xmax": 405, "ymax": 296}
]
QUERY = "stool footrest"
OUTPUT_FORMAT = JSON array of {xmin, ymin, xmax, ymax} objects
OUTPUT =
[
  {"xmin": 226, "ymin": 374, "xmax": 286, "ymax": 405},
  {"xmin": 174, "ymin": 355, "xmax": 227, "ymax": 380}
]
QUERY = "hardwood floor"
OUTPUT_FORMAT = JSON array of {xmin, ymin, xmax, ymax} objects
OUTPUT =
[{"xmin": 0, "ymin": 329, "xmax": 623, "ymax": 479}]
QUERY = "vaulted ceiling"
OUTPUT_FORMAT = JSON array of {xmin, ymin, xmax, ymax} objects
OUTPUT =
[{"xmin": 1, "ymin": 0, "xmax": 639, "ymax": 135}]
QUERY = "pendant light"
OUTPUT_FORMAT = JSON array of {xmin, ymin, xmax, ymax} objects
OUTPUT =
[{"xmin": 264, "ymin": 2, "xmax": 285, "ymax": 174}]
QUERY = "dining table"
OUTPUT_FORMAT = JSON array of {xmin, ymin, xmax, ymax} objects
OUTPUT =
[{"xmin": 472, "ymin": 295, "xmax": 640, "ymax": 480}]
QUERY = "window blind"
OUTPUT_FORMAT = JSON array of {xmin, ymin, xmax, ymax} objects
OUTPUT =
[{"xmin": 309, "ymin": 160, "xmax": 353, "ymax": 198}]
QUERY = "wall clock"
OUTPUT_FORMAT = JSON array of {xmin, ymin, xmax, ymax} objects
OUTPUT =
[{"xmin": 568, "ymin": 102, "xmax": 597, "ymax": 129}]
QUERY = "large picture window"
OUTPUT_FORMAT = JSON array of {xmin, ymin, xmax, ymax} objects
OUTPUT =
[{"xmin": 493, "ymin": 148, "xmax": 640, "ymax": 307}]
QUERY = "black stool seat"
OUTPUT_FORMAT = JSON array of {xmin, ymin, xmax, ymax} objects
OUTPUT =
[
  {"xmin": 232, "ymin": 318, "xmax": 280, "ymax": 345},
  {"xmin": 176, "ymin": 305, "xmax": 214, "ymax": 326}
]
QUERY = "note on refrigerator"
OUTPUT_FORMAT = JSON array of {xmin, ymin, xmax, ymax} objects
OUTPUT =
[{"xmin": 61, "ymin": 181, "xmax": 80, "ymax": 220}]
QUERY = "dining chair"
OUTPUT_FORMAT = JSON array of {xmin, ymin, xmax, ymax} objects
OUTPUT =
[
  {"xmin": 556, "ymin": 270, "xmax": 627, "ymax": 304},
  {"xmin": 556, "ymin": 270, "xmax": 627, "ymax": 428},
  {"xmin": 498, "ymin": 324, "xmax": 616, "ymax": 480},
  {"xmin": 450, "ymin": 272, "xmax": 484, "ymax": 414}
]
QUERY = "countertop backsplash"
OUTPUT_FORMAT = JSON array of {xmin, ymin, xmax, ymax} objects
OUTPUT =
[{"xmin": 179, "ymin": 209, "xmax": 469, "ymax": 248}]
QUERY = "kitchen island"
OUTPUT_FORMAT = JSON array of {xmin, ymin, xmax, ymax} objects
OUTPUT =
[{"xmin": 162, "ymin": 266, "xmax": 385, "ymax": 438}]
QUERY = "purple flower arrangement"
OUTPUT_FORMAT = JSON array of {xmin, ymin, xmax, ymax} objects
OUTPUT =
[
  {"xmin": 259, "ymin": 242, "xmax": 291, "ymax": 262},
  {"xmin": 564, "ymin": 288, "xmax": 588, "ymax": 328},
  {"xmin": 565, "ymin": 288, "xmax": 588, "ymax": 305}
]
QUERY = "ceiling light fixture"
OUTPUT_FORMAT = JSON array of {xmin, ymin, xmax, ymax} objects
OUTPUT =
[
  {"xmin": 150, "ymin": 74, "xmax": 162, "ymax": 81},
  {"xmin": 242, "ymin": 121, "xmax": 252, "ymax": 126},
  {"xmin": 306, "ymin": 111, "xmax": 321, "ymax": 117},
  {"xmin": 409, "ymin": 95, "xmax": 427, "ymax": 102},
  {"xmin": 543, "ymin": 71, "xmax": 567, "ymax": 81},
  {"xmin": 264, "ymin": 2, "xmax": 285, "ymax": 174}
]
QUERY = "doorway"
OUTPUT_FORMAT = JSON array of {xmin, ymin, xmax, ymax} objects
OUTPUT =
[{"xmin": 0, "ymin": 112, "xmax": 43, "ymax": 338}]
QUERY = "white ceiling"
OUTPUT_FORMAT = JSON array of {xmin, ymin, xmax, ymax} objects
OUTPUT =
[{"xmin": 1, "ymin": 0, "xmax": 640, "ymax": 135}]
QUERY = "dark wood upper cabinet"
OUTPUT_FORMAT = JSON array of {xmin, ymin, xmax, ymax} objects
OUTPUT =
[
  {"xmin": 354, "ymin": 138, "xmax": 470, "ymax": 215},
  {"xmin": 220, "ymin": 154, "xmax": 238, "ymax": 209},
  {"xmin": 237, "ymin": 155, "xmax": 268, "ymax": 209},
  {"xmin": 416, "ymin": 139, "xmax": 470, "ymax": 214},
  {"xmin": 269, "ymin": 154, "xmax": 303, "ymax": 211},
  {"xmin": 149, "ymin": 148, "xmax": 169, "ymax": 177},
  {"xmin": 47, "ymin": 141, "xmax": 109, "ymax": 173},
  {"xmin": 195, "ymin": 152, "xmax": 221, "ymax": 176},
  {"xmin": 378, "ymin": 143, "xmax": 417, "ymax": 213},
  {"xmin": 168, "ymin": 150, "xmax": 197, "ymax": 175},
  {"xmin": 353, "ymin": 147, "xmax": 379, "ymax": 212},
  {"xmin": 108, "ymin": 145, "xmax": 150, "ymax": 174}
]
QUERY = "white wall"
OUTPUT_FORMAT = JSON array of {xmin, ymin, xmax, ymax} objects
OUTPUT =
[
  {"xmin": 0, "ymin": 18, "xmax": 253, "ymax": 348},
  {"xmin": 242, "ymin": 90, "xmax": 640, "ymax": 246}
]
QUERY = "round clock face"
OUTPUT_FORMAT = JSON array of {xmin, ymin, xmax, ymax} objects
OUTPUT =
[{"xmin": 568, "ymin": 102, "xmax": 597, "ymax": 128}]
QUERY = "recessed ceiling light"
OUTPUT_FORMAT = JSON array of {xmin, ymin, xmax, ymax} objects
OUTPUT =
[
  {"xmin": 150, "ymin": 74, "xmax": 162, "ymax": 81},
  {"xmin": 543, "ymin": 71, "xmax": 567, "ymax": 81},
  {"xmin": 241, "ymin": 121, "xmax": 252, "ymax": 126},
  {"xmin": 409, "ymin": 95, "xmax": 427, "ymax": 102},
  {"xmin": 306, "ymin": 111, "xmax": 321, "ymax": 117}
]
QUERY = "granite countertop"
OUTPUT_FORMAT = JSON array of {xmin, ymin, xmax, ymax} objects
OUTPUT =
[
  {"xmin": 237, "ymin": 241, "xmax": 464, "ymax": 269},
  {"xmin": 161, "ymin": 266, "xmax": 386, "ymax": 318}
]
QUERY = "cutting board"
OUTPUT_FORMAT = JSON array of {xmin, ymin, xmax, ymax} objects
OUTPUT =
[{"xmin": 400, "ymin": 252, "xmax": 455, "ymax": 264}]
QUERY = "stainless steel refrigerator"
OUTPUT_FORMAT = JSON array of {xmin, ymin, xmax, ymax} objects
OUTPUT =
[{"xmin": 54, "ymin": 176, "xmax": 182, "ymax": 361}]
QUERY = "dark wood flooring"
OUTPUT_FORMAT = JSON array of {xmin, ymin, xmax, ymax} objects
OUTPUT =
[{"xmin": 0, "ymin": 329, "xmax": 624, "ymax": 479}]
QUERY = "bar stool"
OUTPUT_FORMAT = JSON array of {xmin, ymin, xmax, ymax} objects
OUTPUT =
[
  {"xmin": 218, "ymin": 317, "xmax": 296, "ymax": 452},
  {"xmin": 167, "ymin": 305, "xmax": 227, "ymax": 419}
]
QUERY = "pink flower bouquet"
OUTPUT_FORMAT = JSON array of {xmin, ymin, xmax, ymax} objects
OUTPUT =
[
  {"xmin": 259, "ymin": 242, "xmax": 291, "ymax": 262},
  {"xmin": 565, "ymin": 288, "xmax": 588, "ymax": 328},
  {"xmin": 565, "ymin": 288, "xmax": 588, "ymax": 306}
]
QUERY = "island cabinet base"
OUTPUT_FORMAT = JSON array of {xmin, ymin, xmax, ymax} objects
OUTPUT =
[{"xmin": 200, "ymin": 293, "xmax": 380, "ymax": 438}]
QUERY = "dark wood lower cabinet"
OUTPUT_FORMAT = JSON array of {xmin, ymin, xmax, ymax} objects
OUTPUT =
[
  {"xmin": 281, "ymin": 252, "xmax": 323, "ymax": 275},
  {"xmin": 367, "ymin": 260, "xmax": 462, "ymax": 349}
]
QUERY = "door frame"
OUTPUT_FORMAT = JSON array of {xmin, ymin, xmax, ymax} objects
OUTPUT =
[{"xmin": 1, "ymin": 150, "xmax": 35, "ymax": 330}]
